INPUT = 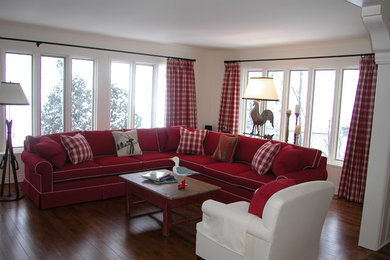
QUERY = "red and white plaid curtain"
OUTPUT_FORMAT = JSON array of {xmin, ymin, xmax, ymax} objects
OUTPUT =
[
  {"xmin": 217, "ymin": 62, "xmax": 240, "ymax": 134},
  {"xmin": 338, "ymin": 56, "xmax": 377, "ymax": 203},
  {"xmin": 165, "ymin": 58, "xmax": 197, "ymax": 128}
]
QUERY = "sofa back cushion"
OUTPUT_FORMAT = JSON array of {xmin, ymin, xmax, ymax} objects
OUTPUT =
[
  {"xmin": 35, "ymin": 136, "xmax": 67, "ymax": 168},
  {"xmin": 234, "ymin": 135, "xmax": 268, "ymax": 164},
  {"xmin": 136, "ymin": 128, "xmax": 160, "ymax": 152},
  {"xmin": 25, "ymin": 131, "xmax": 82, "ymax": 153},
  {"xmin": 204, "ymin": 131, "xmax": 223, "ymax": 155},
  {"xmin": 84, "ymin": 130, "xmax": 117, "ymax": 156}
]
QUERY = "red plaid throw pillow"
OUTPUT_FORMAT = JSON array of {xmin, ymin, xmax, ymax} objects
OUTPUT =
[
  {"xmin": 60, "ymin": 133, "xmax": 93, "ymax": 164},
  {"xmin": 176, "ymin": 128, "xmax": 208, "ymax": 155},
  {"xmin": 251, "ymin": 141, "xmax": 281, "ymax": 175}
]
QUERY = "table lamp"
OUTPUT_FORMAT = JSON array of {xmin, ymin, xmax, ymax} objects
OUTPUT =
[
  {"xmin": 242, "ymin": 77, "xmax": 279, "ymax": 137},
  {"xmin": 0, "ymin": 82, "xmax": 29, "ymax": 201}
]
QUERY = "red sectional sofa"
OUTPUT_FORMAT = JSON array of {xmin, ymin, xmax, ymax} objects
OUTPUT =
[{"xmin": 21, "ymin": 127, "xmax": 328, "ymax": 209}]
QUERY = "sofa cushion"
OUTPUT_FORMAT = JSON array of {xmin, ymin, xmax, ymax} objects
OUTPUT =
[
  {"xmin": 204, "ymin": 131, "xmax": 223, "ymax": 155},
  {"xmin": 164, "ymin": 126, "xmax": 182, "ymax": 152},
  {"xmin": 271, "ymin": 145, "xmax": 305, "ymax": 176},
  {"xmin": 178, "ymin": 155, "xmax": 216, "ymax": 173},
  {"xmin": 84, "ymin": 130, "xmax": 117, "ymax": 156},
  {"xmin": 53, "ymin": 161, "xmax": 102, "ymax": 182},
  {"xmin": 135, "ymin": 128, "xmax": 160, "ymax": 152},
  {"xmin": 248, "ymin": 179, "xmax": 296, "ymax": 218},
  {"xmin": 133, "ymin": 152, "xmax": 174, "ymax": 169},
  {"xmin": 234, "ymin": 135, "xmax": 268, "ymax": 164},
  {"xmin": 112, "ymin": 130, "xmax": 142, "ymax": 157},
  {"xmin": 236, "ymin": 171, "xmax": 277, "ymax": 191},
  {"xmin": 35, "ymin": 136, "xmax": 67, "ymax": 168},
  {"xmin": 177, "ymin": 128, "xmax": 208, "ymax": 155},
  {"xmin": 251, "ymin": 141, "xmax": 281, "ymax": 175},
  {"xmin": 60, "ymin": 133, "xmax": 94, "ymax": 165},
  {"xmin": 94, "ymin": 156, "xmax": 143, "ymax": 175},
  {"xmin": 212, "ymin": 134, "xmax": 238, "ymax": 163},
  {"xmin": 202, "ymin": 162, "xmax": 252, "ymax": 186}
]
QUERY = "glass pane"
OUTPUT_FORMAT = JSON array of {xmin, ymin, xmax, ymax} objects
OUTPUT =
[
  {"xmin": 265, "ymin": 71, "xmax": 284, "ymax": 140},
  {"xmin": 110, "ymin": 62, "xmax": 130, "ymax": 129},
  {"xmin": 288, "ymin": 70, "xmax": 308, "ymax": 145},
  {"xmin": 41, "ymin": 56, "xmax": 64, "ymax": 135},
  {"xmin": 134, "ymin": 65, "xmax": 153, "ymax": 128},
  {"xmin": 72, "ymin": 59, "xmax": 94, "ymax": 131},
  {"xmin": 155, "ymin": 64, "xmax": 166, "ymax": 127},
  {"xmin": 4, "ymin": 53, "xmax": 32, "ymax": 147},
  {"xmin": 244, "ymin": 71, "xmax": 263, "ymax": 134},
  {"xmin": 337, "ymin": 69, "xmax": 359, "ymax": 160},
  {"xmin": 310, "ymin": 70, "xmax": 336, "ymax": 156}
]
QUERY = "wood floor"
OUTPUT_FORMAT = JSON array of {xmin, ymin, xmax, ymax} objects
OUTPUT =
[{"xmin": 1, "ymin": 194, "xmax": 390, "ymax": 260}]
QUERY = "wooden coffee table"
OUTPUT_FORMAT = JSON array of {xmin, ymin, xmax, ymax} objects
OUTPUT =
[{"xmin": 120, "ymin": 171, "xmax": 220, "ymax": 236}]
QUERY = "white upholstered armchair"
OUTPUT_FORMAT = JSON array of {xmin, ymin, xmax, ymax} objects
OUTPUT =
[{"xmin": 196, "ymin": 181, "xmax": 335, "ymax": 260}]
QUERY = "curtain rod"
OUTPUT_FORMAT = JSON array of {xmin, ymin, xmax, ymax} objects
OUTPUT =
[
  {"xmin": 224, "ymin": 53, "xmax": 374, "ymax": 63},
  {"xmin": 0, "ymin": 36, "xmax": 196, "ymax": 62}
]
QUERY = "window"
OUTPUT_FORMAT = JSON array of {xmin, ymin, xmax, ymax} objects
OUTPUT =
[
  {"xmin": 310, "ymin": 70, "xmax": 336, "ymax": 156},
  {"xmin": 265, "ymin": 71, "xmax": 284, "ymax": 140},
  {"xmin": 41, "ymin": 56, "xmax": 65, "ymax": 135},
  {"xmin": 4, "ymin": 53, "xmax": 32, "ymax": 147},
  {"xmin": 288, "ymin": 70, "xmax": 308, "ymax": 145},
  {"xmin": 110, "ymin": 62, "xmax": 130, "ymax": 129},
  {"xmin": 337, "ymin": 69, "xmax": 359, "ymax": 160},
  {"xmin": 71, "ymin": 59, "xmax": 94, "ymax": 131},
  {"xmin": 241, "ymin": 59, "xmax": 359, "ymax": 163},
  {"xmin": 110, "ymin": 62, "xmax": 166, "ymax": 129},
  {"xmin": 135, "ymin": 65, "xmax": 153, "ymax": 128}
]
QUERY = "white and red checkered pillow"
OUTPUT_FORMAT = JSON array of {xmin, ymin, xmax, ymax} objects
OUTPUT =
[
  {"xmin": 176, "ymin": 128, "xmax": 208, "ymax": 155},
  {"xmin": 60, "ymin": 133, "xmax": 93, "ymax": 164},
  {"xmin": 251, "ymin": 141, "xmax": 281, "ymax": 175}
]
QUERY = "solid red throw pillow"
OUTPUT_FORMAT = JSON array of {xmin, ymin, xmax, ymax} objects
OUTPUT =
[
  {"xmin": 271, "ymin": 145, "xmax": 304, "ymax": 176},
  {"xmin": 251, "ymin": 141, "xmax": 281, "ymax": 175},
  {"xmin": 248, "ymin": 179, "xmax": 296, "ymax": 218},
  {"xmin": 60, "ymin": 133, "xmax": 93, "ymax": 165},
  {"xmin": 212, "ymin": 134, "xmax": 238, "ymax": 163},
  {"xmin": 176, "ymin": 128, "xmax": 208, "ymax": 155},
  {"xmin": 35, "ymin": 136, "xmax": 67, "ymax": 168}
]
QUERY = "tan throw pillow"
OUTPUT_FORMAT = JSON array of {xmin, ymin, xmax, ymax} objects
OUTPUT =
[{"xmin": 112, "ymin": 130, "xmax": 142, "ymax": 157}]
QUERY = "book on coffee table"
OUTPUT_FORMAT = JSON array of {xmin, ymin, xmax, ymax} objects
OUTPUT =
[{"xmin": 142, "ymin": 170, "xmax": 176, "ymax": 182}]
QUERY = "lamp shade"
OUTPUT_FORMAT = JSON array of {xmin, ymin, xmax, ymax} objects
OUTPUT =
[
  {"xmin": 242, "ymin": 77, "xmax": 279, "ymax": 101},
  {"xmin": 0, "ymin": 82, "xmax": 29, "ymax": 105}
]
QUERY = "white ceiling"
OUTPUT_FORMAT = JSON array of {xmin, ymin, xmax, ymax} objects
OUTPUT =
[{"xmin": 0, "ymin": 0, "xmax": 369, "ymax": 49}]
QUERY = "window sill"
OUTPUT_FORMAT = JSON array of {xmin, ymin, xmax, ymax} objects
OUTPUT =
[{"xmin": 327, "ymin": 159, "xmax": 343, "ymax": 168}]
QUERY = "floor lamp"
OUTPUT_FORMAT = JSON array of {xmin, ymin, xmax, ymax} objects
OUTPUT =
[{"xmin": 0, "ymin": 82, "xmax": 29, "ymax": 201}]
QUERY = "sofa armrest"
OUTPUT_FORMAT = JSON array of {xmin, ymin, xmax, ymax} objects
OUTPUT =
[
  {"xmin": 21, "ymin": 150, "xmax": 53, "ymax": 192},
  {"xmin": 276, "ymin": 167, "xmax": 327, "ymax": 183}
]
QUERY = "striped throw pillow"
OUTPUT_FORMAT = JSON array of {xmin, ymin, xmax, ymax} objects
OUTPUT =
[
  {"xmin": 60, "ymin": 133, "xmax": 93, "ymax": 164},
  {"xmin": 251, "ymin": 141, "xmax": 281, "ymax": 175}
]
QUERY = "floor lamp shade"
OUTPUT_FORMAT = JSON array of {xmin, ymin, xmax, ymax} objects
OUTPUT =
[
  {"xmin": 242, "ymin": 77, "xmax": 279, "ymax": 101},
  {"xmin": 0, "ymin": 82, "xmax": 29, "ymax": 105}
]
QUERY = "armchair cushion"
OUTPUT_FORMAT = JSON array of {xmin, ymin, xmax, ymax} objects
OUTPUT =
[{"xmin": 248, "ymin": 179, "xmax": 296, "ymax": 218}]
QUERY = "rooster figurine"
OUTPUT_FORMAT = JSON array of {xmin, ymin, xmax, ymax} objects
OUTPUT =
[{"xmin": 250, "ymin": 100, "xmax": 274, "ymax": 136}]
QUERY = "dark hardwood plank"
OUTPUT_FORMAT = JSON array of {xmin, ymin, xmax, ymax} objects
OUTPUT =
[{"xmin": 1, "ymin": 191, "xmax": 389, "ymax": 260}]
